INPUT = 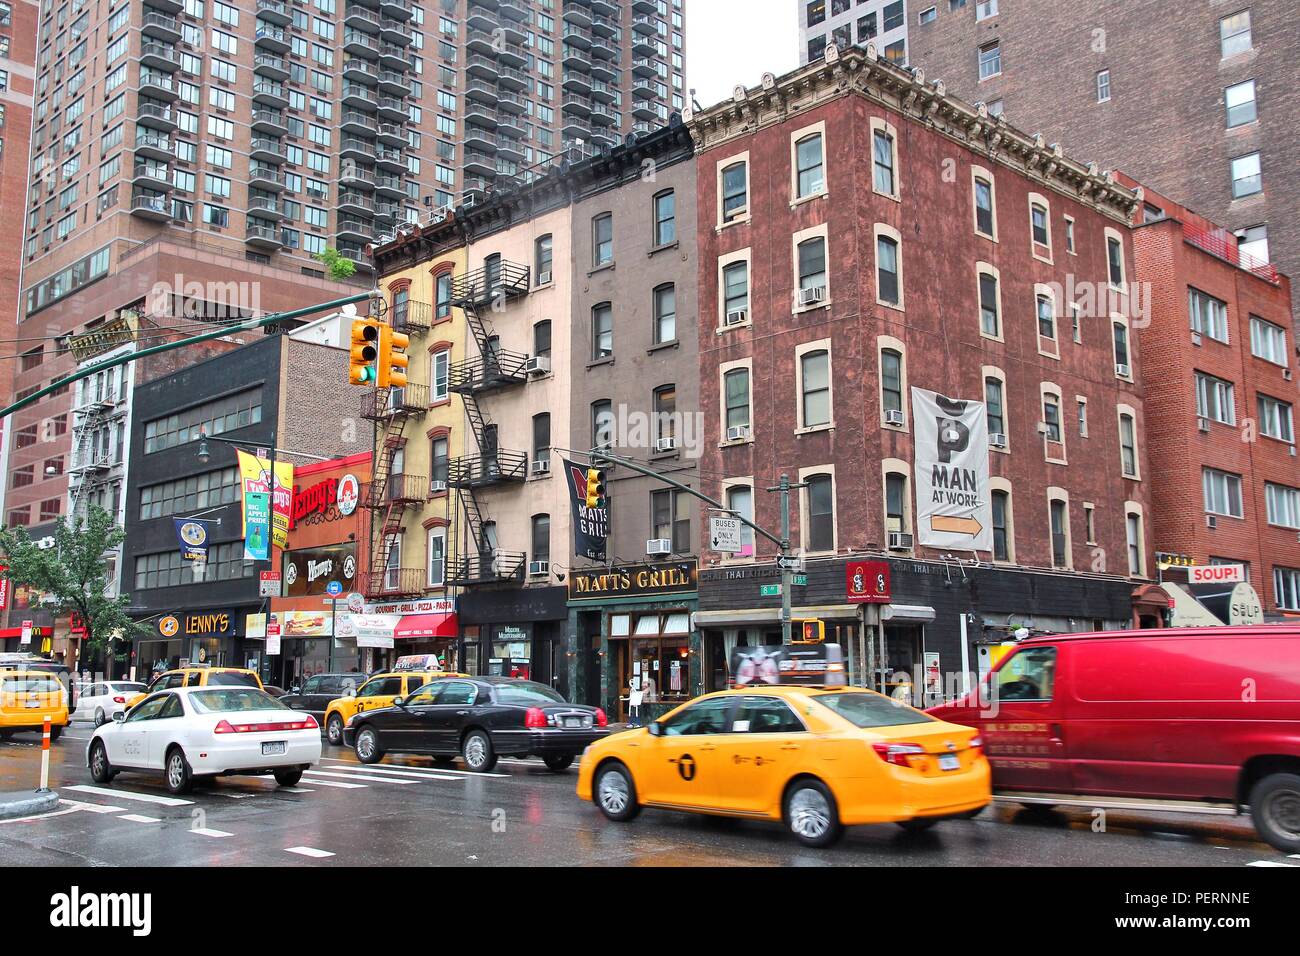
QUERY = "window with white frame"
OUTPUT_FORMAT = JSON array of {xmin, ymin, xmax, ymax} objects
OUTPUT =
[
  {"xmin": 723, "ymin": 366, "xmax": 751, "ymax": 434},
  {"xmin": 431, "ymin": 349, "xmax": 449, "ymax": 401},
  {"xmin": 1036, "ymin": 292, "xmax": 1056, "ymax": 342},
  {"xmin": 799, "ymin": 348, "xmax": 832, "ymax": 429},
  {"xmin": 722, "ymin": 259, "xmax": 749, "ymax": 323},
  {"xmin": 1119, "ymin": 412, "xmax": 1138, "ymax": 478},
  {"xmin": 1225, "ymin": 80, "xmax": 1257, "ymax": 127},
  {"xmin": 973, "ymin": 172, "xmax": 995, "ymax": 238},
  {"xmin": 976, "ymin": 1, "xmax": 997, "ymax": 22},
  {"xmin": 725, "ymin": 484, "xmax": 755, "ymax": 557},
  {"xmin": 1250, "ymin": 315, "xmax": 1287, "ymax": 365},
  {"xmin": 721, "ymin": 160, "xmax": 748, "ymax": 223},
  {"xmin": 1113, "ymin": 320, "xmax": 1131, "ymax": 374},
  {"xmin": 978, "ymin": 266, "xmax": 1000, "ymax": 337},
  {"xmin": 1043, "ymin": 391, "xmax": 1062, "ymax": 443},
  {"xmin": 884, "ymin": 470, "xmax": 909, "ymax": 535},
  {"xmin": 876, "ymin": 230, "xmax": 901, "ymax": 307},
  {"xmin": 1274, "ymin": 567, "xmax": 1300, "ymax": 610},
  {"xmin": 426, "ymin": 527, "xmax": 446, "ymax": 587},
  {"xmin": 991, "ymin": 488, "xmax": 1012, "ymax": 561},
  {"xmin": 1096, "ymin": 70, "xmax": 1110, "ymax": 103},
  {"xmin": 1231, "ymin": 152, "xmax": 1262, "ymax": 198},
  {"xmin": 1219, "ymin": 11, "xmax": 1251, "ymax": 58},
  {"xmin": 804, "ymin": 473, "xmax": 835, "ymax": 553},
  {"xmin": 1258, "ymin": 394, "xmax": 1294, "ymax": 442},
  {"xmin": 978, "ymin": 41, "xmax": 1001, "ymax": 80},
  {"xmin": 1049, "ymin": 495, "xmax": 1070, "ymax": 568},
  {"xmin": 1195, "ymin": 372, "xmax": 1235, "ymax": 424},
  {"xmin": 795, "ymin": 132, "xmax": 825, "ymax": 199},
  {"xmin": 1265, "ymin": 483, "xmax": 1300, "ymax": 529},
  {"xmin": 797, "ymin": 235, "xmax": 828, "ymax": 303},
  {"xmin": 1126, "ymin": 510, "xmax": 1143, "ymax": 576},
  {"xmin": 871, "ymin": 125, "xmax": 896, "ymax": 197},
  {"xmin": 1189, "ymin": 288, "xmax": 1229, "ymax": 341},
  {"xmin": 985, "ymin": 376, "xmax": 1005, "ymax": 438},
  {"xmin": 1203, "ymin": 467, "xmax": 1243, "ymax": 517}
]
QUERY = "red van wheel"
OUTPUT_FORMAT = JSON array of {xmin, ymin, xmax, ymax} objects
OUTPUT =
[{"xmin": 1251, "ymin": 773, "xmax": 1300, "ymax": 854}]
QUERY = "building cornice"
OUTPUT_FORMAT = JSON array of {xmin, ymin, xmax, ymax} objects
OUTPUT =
[{"xmin": 684, "ymin": 44, "xmax": 1139, "ymax": 224}]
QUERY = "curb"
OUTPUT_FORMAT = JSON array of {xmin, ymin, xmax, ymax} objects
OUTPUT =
[{"xmin": 0, "ymin": 789, "xmax": 60, "ymax": 821}]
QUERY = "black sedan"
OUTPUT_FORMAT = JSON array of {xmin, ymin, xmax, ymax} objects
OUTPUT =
[
  {"xmin": 279, "ymin": 672, "xmax": 366, "ymax": 730},
  {"xmin": 342, "ymin": 677, "xmax": 609, "ymax": 772}
]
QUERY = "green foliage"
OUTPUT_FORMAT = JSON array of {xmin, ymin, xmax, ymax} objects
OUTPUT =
[
  {"xmin": 313, "ymin": 247, "xmax": 358, "ymax": 281},
  {"xmin": 0, "ymin": 506, "xmax": 148, "ymax": 657}
]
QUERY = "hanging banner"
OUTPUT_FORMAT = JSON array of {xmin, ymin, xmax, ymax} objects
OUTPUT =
[
  {"xmin": 237, "ymin": 450, "xmax": 295, "ymax": 559},
  {"xmin": 353, "ymin": 614, "xmax": 400, "ymax": 649},
  {"xmin": 911, "ymin": 387, "xmax": 993, "ymax": 553},
  {"xmin": 173, "ymin": 518, "xmax": 213, "ymax": 561},
  {"xmin": 563, "ymin": 458, "xmax": 609, "ymax": 561}
]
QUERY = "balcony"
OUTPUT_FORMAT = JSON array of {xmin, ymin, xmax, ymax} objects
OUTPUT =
[
  {"xmin": 446, "ymin": 451, "xmax": 528, "ymax": 489},
  {"xmin": 496, "ymin": 112, "xmax": 526, "ymax": 139},
  {"xmin": 345, "ymin": 4, "xmax": 381, "ymax": 31},
  {"xmin": 141, "ymin": 11, "xmax": 182, "ymax": 41},
  {"xmin": 562, "ymin": 91, "xmax": 594, "ymax": 116},
  {"xmin": 377, "ymin": 122, "xmax": 405, "ymax": 146},
  {"xmin": 341, "ymin": 137, "xmax": 378, "ymax": 162},
  {"xmin": 337, "ymin": 218, "xmax": 376, "ymax": 243},
  {"xmin": 138, "ymin": 72, "xmax": 178, "ymax": 100},
  {"xmin": 134, "ymin": 130, "xmax": 172, "ymax": 161},
  {"xmin": 465, "ymin": 100, "xmax": 499, "ymax": 127},
  {"xmin": 374, "ymin": 173, "xmax": 405, "ymax": 198},
  {"xmin": 563, "ymin": 70, "xmax": 594, "ymax": 95},
  {"xmin": 257, "ymin": 0, "xmax": 293, "ymax": 24},
  {"xmin": 590, "ymin": 102, "xmax": 616, "ymax": 126},
  {"xmin": 343, "ymin": 57, "xmax": 379, "ymax": 84},
  {"xmin": 563, "ymin": 2, "xmax": 593, "ymax": 27},
  {"xmin": 245, "ymin": 220, "xmax": 285, "ymax": 250},
  {"xmin": 132, "ymin": 161, "xmax": 171, "ymax": 189},
  {"xmin": 376, "ymin": 472, "xmax": 429, "ymax": 504},
  {"xmin": 137, "ymin": 101, "xmax": 179, "ymax": 131},
  {"xmin": 366, "ymin": 567, "xmax": 428, "ymax": 598},
  {"xmin": 465, "ymin": 78, "xmax": 499, "ymax": 103},
  {"xmin": 379, "ymin": 42, "xmax": 412, "ymax": 71},
  {"xmin": 254, "ymin": 25, "xmax": 291, "ymax": 52},
  {"xmin": 337, "ymin": 243, "xmax": 374, "ymax": 271},
  {"xmin": 449, "ymin": 260, "xmax": 531, "ymax": 308},
  {"xmin": 377, "ymin": 95, "xmax": 408, "ymax": 120},
  {"xmin": 631, "ymin": 55, "xmax": 657, "ymax": 78},
  {"xmin": 498, "ymin": 0, "xmax": 528, "ymax": 20},
  {"xmin": 377, "ymin": 70, "xmax": 411, "ymax": 95},
  {"xmin": 144, "ymin": 0, "xmax": 184, "ymax": 11},
  {"xmin": 344, "ymin": 28, "xmax": 380, "ymax": 58},
  {"xmin": 249, "ymin": 137, "xmax": 287, "ymax": 163},
  {"xmin": 248, "ymin": 164, "xmax": 285, "ymax": 191},
  {"xmin": 591, "ymin": 13, "xmax": 621, "ymax": 39},
  {"xmin": 341, "ymin": 111, "xmax": 379, "ymax": 135},
  {"xmin": 589, "ymin": 58, "xmax": 618, "ymax": 82},
  {"xmin": 564, "ymin": 24, "xmax": 593, "ymax": 48},
  {"xmin": 380, "ymin": 17, "xmax": 411, "ymax": 44},
  {"xmin": 252, "ymin": 80, "xmax": 289, "ymax": 107},
  {"xmin": 253, "ymin": 52, "xmax": 290, "ymax": 80},
  {"xmin": 498, "ymin": 90, "xmax": 527, "ymax": 114},
  {"xmin": 446, "ymin": 553, "xmax": 527, "ymax": 587},
  {"xmin": 392, "ymin": 299, "xmax": 432, "ymax": 334},
  {"xmin": 1182, "ymin": 223, "xmax": 1280, "ymax": 285},
  {"xmin": 495, "ymin": 136, "xmax": 524, "ymax": 163},
  {"xmin": 251, "ymin": 108, "xmax": 288, "ymax": 134},
  {"xmin": 497, "ymin": 65, "xmax": 529, "ymax": 91},
  {"xmin": 466, "ymin": 54, "xmax": 500, "ymax": 80},
  {"xmin": 343, "ymin": 82, "xmax": 379, "ymax": 108},
  {"xmin": 380, "ymin": 0, "xmax": 413, "ymax": 21},
  {"xmin": 375, "ymin": 146, "xmax": 405, "ymax": 171},
  {"xmin": 631, "ymin": 12, "xmax": 656, "ymax": 34},
  {"xmin": 247, "ymin": 195, "xmax": 283, "ymax": 219},
  {"xmin": 340, "ymin": 163, "xmax": 378, "ymax": 190},
  {"xmin": 361, "ymin": 383, "xmax": 429, "ymax": 421},
  {"xmin": 464, "ymin": 126, "xmax": 496, "ymax": 153},
  {"xmin": 448, "ymin": 352, "xmax": 530, "ymax": 394},
  {"xmin": 563, "ymin": 45, "xmax": 592, "ymax": 72},
  {"xmin": 631, "ymin": 98, "xmax": 657, "ymax": 120},
  {"xmin": 130, "ymin": 189, "xmax": 171, "ymax": 221},
  {"xmin": 337, "ymin": 190, "xmax": 376, "ymax": 215}
]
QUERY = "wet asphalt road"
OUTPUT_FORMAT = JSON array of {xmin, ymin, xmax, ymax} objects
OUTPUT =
[{"xmin": 0, "ymin": 724, "xmax": 1292, "ymax": 867}]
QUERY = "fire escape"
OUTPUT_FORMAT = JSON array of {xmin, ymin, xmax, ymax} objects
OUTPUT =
[
  {"xmin": 361, "ymin": 299, "xmax": 432, "ymax": 597},
  {"xmin": 446, "ymin": 258, "xmax": 533, "ymax": 586}
]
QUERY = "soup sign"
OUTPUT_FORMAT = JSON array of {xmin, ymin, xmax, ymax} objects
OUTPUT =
[{"xmin": 1190, "ymin": 564, "xmax": 1245, "ymax": 584}]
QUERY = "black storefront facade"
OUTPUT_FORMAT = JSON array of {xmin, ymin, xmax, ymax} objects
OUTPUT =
[
  {"xmin": 696, "ymin": 554, "xmax": 1135, "ymax": 703},
  {"xmin": 457, "ymin": 586, "xmax": 570, "ymax": 694},
  {"xmin": 121, "ymin": 339, "xmax": 284, "ymax": 679}
]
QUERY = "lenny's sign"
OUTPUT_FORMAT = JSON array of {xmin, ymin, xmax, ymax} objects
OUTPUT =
[
  {"xmin": 156, "ymin": 611, "xmax": 236, "ymax": 638},
  {"xmin": 567, "ymin": 561, "xmax": 698, "ymax": 602}
]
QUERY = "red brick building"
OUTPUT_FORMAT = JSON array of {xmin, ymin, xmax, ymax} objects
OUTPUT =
[
  {"xmin": 688, "ymin": 48, "xmax": 1152, "ymax": 693},
  {"xmin": 1124, "ymin": 177, "xmax": 1300, "ymax": 614}
]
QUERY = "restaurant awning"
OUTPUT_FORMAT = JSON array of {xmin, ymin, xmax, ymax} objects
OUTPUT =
[{"xmin": 394, "ymin": 613, "xmax": 458, "ymax": 641}]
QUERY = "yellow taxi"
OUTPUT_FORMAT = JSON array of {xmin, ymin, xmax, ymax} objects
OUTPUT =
[
  {"xmin": 126, "ymin": 666, "xmax": 263, "ymax": 710},
  {"xmin": 323, "ymin": 670, "xmax": 469, "ymax": 746},
  {"xmin": 576, "ymin": 685, "xmax": 990, "ymax": 847},
  {"xmin": 0, "ymin": 669, "xmax": 70, "ymax": 741}
]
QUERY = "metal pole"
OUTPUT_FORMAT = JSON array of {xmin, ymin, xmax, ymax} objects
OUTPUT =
[
  {"xmin": 38, "ymin": 717, "xmax": 51, "ymax": 792},
  {"xmin": 779, "ymin": 474, "xmax": 792, "ymax": 645},
  {"xmin": 959, "ymin": 612, "xmax": 971, "ymax": 696}
]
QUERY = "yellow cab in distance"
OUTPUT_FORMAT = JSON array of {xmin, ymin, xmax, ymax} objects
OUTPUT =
[
  {"xmin": 126, "ymin": 666, "xmax": 263, "ymax": 710},
  {"xmin": 323, "ymin": 669, "xmax": 469, "ymax": 746},
  {"xmin": 577, "ymin": 644, "xmax": 990, "ymax": 847},
  {"xmin": 0, "ymin": 669, "xmax": 71, "ymax": 741}
]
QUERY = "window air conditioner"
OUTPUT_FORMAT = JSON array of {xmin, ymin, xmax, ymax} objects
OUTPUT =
[
  {"xmin": 888, "ymin": 532, "xmax": 914, "ymax": 551},
  {"xmin": 646, "ymin": 538, "xmax": 672, "ymax": 556},
  {"xmin": 884, "ymin": 409, "xmax": 905, "ymax": 426},
  {"xmin": 726, "ymin": 425, "xmax": 750, "ymax": 442}
]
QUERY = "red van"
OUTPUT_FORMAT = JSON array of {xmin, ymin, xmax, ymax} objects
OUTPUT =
[{"xmin": 928, "ymin": 625, "xmax": 1300, "ymax": 853}]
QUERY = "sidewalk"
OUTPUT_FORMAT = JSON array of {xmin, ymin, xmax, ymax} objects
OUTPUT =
[{"xmin": 0, "ymin": 789, "xmax": 59, "ymax": 821}]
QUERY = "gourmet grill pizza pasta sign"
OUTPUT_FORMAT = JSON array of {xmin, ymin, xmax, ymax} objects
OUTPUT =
[{"xmin": 911, "ymin": 387, "xmax": 993, "ymax": 553}]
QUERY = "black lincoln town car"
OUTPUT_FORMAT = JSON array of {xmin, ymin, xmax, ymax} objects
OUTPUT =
[{"xmin": 342, "ymin": 676, "xmax": 610, "ymax": 772}]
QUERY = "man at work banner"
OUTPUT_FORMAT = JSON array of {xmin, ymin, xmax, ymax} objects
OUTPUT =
[
  {"xmin": 237, "ymin": 450, "xmax": 294, "ymax": 560},
  {"xmin": 911, "ymin": 387, "xmax": 993, "ymax": 553},
  {"xmin": 563, "ymin": 458, "xmax": 608, "ymax": 561}
]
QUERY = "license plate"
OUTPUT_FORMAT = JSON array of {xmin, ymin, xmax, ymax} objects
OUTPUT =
[
  {"xmin": 563, "ymin": 717, "xmax": 584, "ymax": 728},
  {"xmin": 262, "ymin": 741, "xmax": 287, "ymax": 756},
  {"xmin": 24, "ymin": 700, "xmax": 40, "ymax": 709},
  {"xmin": 938, "ymin": 753, "xmax": 960, "ymax": 771}
]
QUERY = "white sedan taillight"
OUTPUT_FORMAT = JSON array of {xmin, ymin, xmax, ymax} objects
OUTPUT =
[{"xmin": 214, "ymin": 716, "xmax": 318, "ymax": 734}]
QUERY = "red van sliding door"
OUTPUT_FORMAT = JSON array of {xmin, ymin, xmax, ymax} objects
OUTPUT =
[{"xmin": 982, "ymin": 644, "xmax": 1074, "ymax": 792}]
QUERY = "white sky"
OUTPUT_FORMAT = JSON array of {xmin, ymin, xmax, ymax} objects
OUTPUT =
[{"xmin": 685, "ymin": 0, "xmax": 800, "ymax": 110}]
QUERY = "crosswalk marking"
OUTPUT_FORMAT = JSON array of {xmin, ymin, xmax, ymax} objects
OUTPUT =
[
  {"xmin": 120, "ymin": 814, "xmax": 161, "ymax": 824},
  {"xmin": 322, "ymin": 763, "xmax": 464, "ymax": 782},
  {"xmin": 59, "ymin": 799, "xmax": 127, "ymax": 814},
  {"xmin": 278, "ymin": 787, "xmax": 315, "ymax": 793},
  {"xmin": 1246, "ymin": 860, "xmax": 1296, "ymax": 867},
  {"xmin": 190, "ymin": 827, "xmax": 233, "ymax": 838},
  {"xmin": 290, "ymin": 777, "xmax": 366, "ymax": 789},
  {"xmin": 65, "ymin": 785, "xmax": 193, "ymax": 807},
  {"xmin": 285, "ymin": 846, "xmax": 335, "ymax": 859},
  {"xmin": 322, "ymin": 758, "xmax": 509, "ymax": 779},
  {"xmin": 302, "ymin": 769, "xmax": 418, "ymax": 785}
]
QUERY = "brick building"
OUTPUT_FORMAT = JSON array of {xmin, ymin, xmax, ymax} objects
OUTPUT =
[
  {"xmin": 906, "ymin": 0, "xmax": 1300, "ymax": 329},
  {"xmin": 687, "ymin": 47, "xmax": 1152, "ymax": 696},
  {"xmin": 1125, "ymin": 177, "xmax": 1300, "ymax": 615}
]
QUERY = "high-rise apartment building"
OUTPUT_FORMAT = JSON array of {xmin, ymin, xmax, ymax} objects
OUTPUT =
[
  {"xmin": 905, "ymin": 0, "xmax": 1299, "ymax": 328},
  {"xmin": 798, "ymin": 0, "xmax": 908, "ymax": 66}
]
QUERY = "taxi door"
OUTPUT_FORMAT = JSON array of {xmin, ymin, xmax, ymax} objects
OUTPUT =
[
  {"xmin": 639, "ymin": 696, "xmax": 736, "ymax": 810},
  {"xmin": 712, "ymin": 696, "xmax": 809, "ymax": 814},
  {"xmin": 354, "ymin": 676, "xmax": 404, "ymax": 715}
]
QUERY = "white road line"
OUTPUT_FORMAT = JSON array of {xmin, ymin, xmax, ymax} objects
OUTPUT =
[
  {"xmin": 278, "ymin": 787, "xmax": 316, "ymax": 794},
  {"xmin": 1246, "ymin": 860, "xmax": 1296, "ymax": 867},
  {"xmin": 320, "ymin": 763, "xmax": 464, "ymax": 782},
  {"xmin": 119, "ymin": 814, "xmax": 161, "ymax": 824},
  {"xmin": 1291, "ymin": 855, "xmax": 1300, "ymax": 860},
  {"xmin": 302, "ymin": 769, "xmax": 418, "ymax": 785},
  {"xmin": 285, "ymin": 846, "xmax": 335, "ymax": 859},
  {"xmin": 58, "ymin": 799, "xmax": 127, "ymax": 814},
  {"xmin": 2, "ymin": 805, "xmax": 83, "ymax": 824},
  {"xmin": 289, "ymin": 777, "xmax": 366, "ymax": 790},
  {"xmin": 190, "ymin": 827, "xmax": 233, "ymax": 838},
  {"xmin": 65, "ymin": 785, "xmax": 193, "ymax": 807},
  {"xmin": 321, "ymin": 758, "xmax": 509, "ymax": 779}
]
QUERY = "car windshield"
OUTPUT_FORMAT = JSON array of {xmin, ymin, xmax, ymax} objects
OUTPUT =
[
  {"xmin": 494, "ymin": 682, "xmax": 565, "ymax": 705},
  {"xmin": 188, "ymin": 689, "xmax": 288, "ymax": 713},
  {"xmin": 206, "ymin": 672, "xmax": 260, "ymax": 688},
  {"xmin": 814, "ymin": 691, "xmax": 937, "ymax": 728},
  {"xmin": 1, "ymin": 676, "xmax": 60, "ymax": 694}
]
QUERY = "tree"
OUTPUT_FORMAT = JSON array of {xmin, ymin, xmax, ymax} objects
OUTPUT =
[
  {"xmin": 313, "ymin": 246, "xmax": 358, "ymax": 281},
  {"xmin": 0, "ymin": 505, "xmax": 147, "ymax": 673}
]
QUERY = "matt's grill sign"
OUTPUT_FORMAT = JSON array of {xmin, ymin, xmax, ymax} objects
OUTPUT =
[{"xmin": 567, "ymin": 561, "xmax": 698, "ymax": 601}]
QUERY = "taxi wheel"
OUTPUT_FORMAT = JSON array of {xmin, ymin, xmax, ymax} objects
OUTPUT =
[
  {"xmin": 325, "ymin": 713, "xmax": 345, "ymax": 746},
  {"xmin": 594, "ymin": 762, "xmax": 640, "ymax": 822},
  {"xmin": 93, "ymin": 708, "xmax": 107, "ymax": 728},
  {"xmin": 462, "ymin": 730, "xmax": 498, "ymax": 773},
  {"xmin": 274, "ymin": 768, "xmax": 304, "ymax": 787},
  {"xmin": 1251, "ymin": 772, "xmax": 1300, "ymax": 854},
  {"xmin": 896, "ymin": 818, "xmax": 938, "ymax": 833},
  {"xmin": 355, "ymin": 727, "xmax": 384, "ymax": 764},
  {"xmin": 165, "ymin": 747, "xmax": 194, "ymax": 795},
  {"xmin": 49, "ymin": 726, "xmax": 62, "ymax": 743},
  {"xmin": 783, "ymin": 779, "xmax": 843, "ymax": 848},
  {"xmin": 543, "ymin": 754, "xmax": 575, "ymax": 772},
  {"xmin": 89, "ymin": 740, "xmax": 117, "ymax": 784}
]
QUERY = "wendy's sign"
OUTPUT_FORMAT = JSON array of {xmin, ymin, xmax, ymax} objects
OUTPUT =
[{"xmin": 291, "ymin": 477, "xmax": 340, "ymax": 529}]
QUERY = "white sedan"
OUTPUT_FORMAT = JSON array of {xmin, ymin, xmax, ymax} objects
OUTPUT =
[
  {"xmin": 71, "ymin": 681, "xmax": 146, "ymax": 726},
  {"xmin": 86, "ymin": 686, "xmax": 322, "ymax": 794}
]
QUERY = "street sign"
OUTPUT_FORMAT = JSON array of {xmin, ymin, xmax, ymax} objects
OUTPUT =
[
  {"xmin": 346, "ymin": 592, "xmax": 366, "ymax": 613},
  {"xmin": 326, "ymin": 580, "xmax": 343, "ymax": 596},
  {"xmin": 710, "ymin": 516, "xmax": 744, "ymax": 553},
  {"xmin": 20, "ymin": 620, "xmax": 32, "ymax": 645},
  {"xmin": 760, "ymin": 585, "xmax": 782, "ymax": 597},
  {"xmin": 259, "ymin": 571, "xmax": 281, "ymax": 598},
  {"xmin": 266, "ymin": 619, "xmax": 282, "ymax": 656},
  {"xmin": 793, "ymin": 574, "xmax": 808, "ymax": 586},
  {"xmin": 776, "ymin": 555, "xmax": 804, "ymax": 573}
]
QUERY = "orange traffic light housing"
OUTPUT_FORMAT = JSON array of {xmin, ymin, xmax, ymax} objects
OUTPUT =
[
  {"xmin": 585, "ymin": 468, "xmax": 606, "ymax": 509},
  {"xmin": 793, "ymin": 619, "xmax": 825, "ymax": 644},
  {"xmin": 349, "ymin": 318, "xmax": 380, "ymax": 385},
  {"xmin": 377, "ymin": 323, "xmax": 410, "ymax": 389}
]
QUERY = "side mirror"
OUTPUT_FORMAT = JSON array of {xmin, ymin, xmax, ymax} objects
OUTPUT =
[
  {"xmin": 392, "ymin": 696, "xmax": 406, "ymax": 708},
  {"xmin": 290, "ymin": 686, "xmax": 301, "ymax": 695},
  {"xmin": 647, "ymin": 721, "xmax": 663, "ymax": 737},
  {"xmin": 113, "ymin": 712, "xmax": 126, "ymax": 723}
]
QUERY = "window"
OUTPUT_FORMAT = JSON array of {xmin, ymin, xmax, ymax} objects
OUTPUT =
[
  {"xmin": 976, "ymin": 0, "xmax": 998, "ymax": 20},
  {"xmin": 795, "ymin": 133, "xmax": 825, "ymax": 199},
  {"xmin": 592, "ymin": 213, "xmax": 613, "ymax": 267},
  {"xmin": 1237, "ymin": 226, "xmax": 1269, "ymax": 266},
  {"xmin": 1275, "ymin": 569, "xmax": 1300, "ymax": 610},
  {"xmin": 1096, "ymin": 70, "xmax": 1111, "ymax": 103},
  {"xmin": 721, "ymin": 161, "xmax": 748, "ymax": 223},
  {"xmin": 973, "ymin": 175, "xmax": 995, "ymax": 237},
  {"xmin": 1030, "ymin": 202, "xmax": 1049, "ymax": 246},
  {"xmin": 653, "ymin": 284, "xmax": 676, "ymax": 344},
  {"xmin": 725, "ymin": 485, "xmax": 755, "ymax": 558},
  {"xmin": 872, "ymin": 128, "xmax": 895, "ymax": 197},
  {"xmin": 533, "ymin": 320, "xmax": 552, "ymax": 361},
  {"xmin": 592, "ymin": 303, "xmax": 613, "ymax": 360},
  {"xmin": 979, "ymin": 268, "xmax": 1000, "ymax": 337},
  {"xmin": 1043, "ymin": 392, "xmax": 1062, "ymax": 443},
  {"xmin": 653, "ymin": 190, "xmax": 676, "ymax": 246},
  {"xmin": 1225, "ymin": 80, "xmax": 1257, "ymax": 127},
  {"xmin": 991, "ymin": 490, "xmax": 1011, "ymax": 561},
  {"xmin": 650, "ymin": 490, "xmax": 691, "ymax": 553},
  {"xmin": 1203, "ymin": 467, "xmax": 1243, "ymax": 517},
  {"xmin": 1250, "ymin": 315, "xmax": 1286, "ymax": 364},
  {"xmin": 1049, "ymin": 498, "xmax": 1069, "ymax": 569},
  {"xmin": 1065, "ymin": 217, "xmax": 1076, "ymax": 254},
  {"xmin": 431, "ymin": 350, "xmax": 449, "ymax": 402},
  {"xmin": 805, "ymin": 474, "xmax": 834, "ymax": 553},
  {"xmin": 653, "ymin": 386, "xmax": 677, "ymax": 444},
  {"xmin": 427, "ymin": 528, "xmax": 446, "ymax": 587},
  {"xmin": 1195, "ymin": 372, "xmax": 1235, "ymax": 424},
  {"xmin": 1107, "ymin": 234, "xmax": 1124, "ymax": 287},
  {"xmin": 531, "ymin": 515, "xmax": 551, "ymax": 565},
  {"xmin": 592, "ymin": 400, "xmax": 614, "ymax": 449},
  {"xmin": 435, "ymin": 272, "xmax": 453, "ymax": 320},
  {"xmin": 876, "ymin": 233, "xmax": 900, "ymax": 306},
  {"xmin": 1219, "ymin": 11, "xmax": 1252, "ymax": 57},
  {"xmin": 919, "ymin": 6, "xmax": 936, "ymax": 24},
  {"xmin": 985, "ymin": 377, "xmax": 1005, "ymax": 437},
  {"xmin": 1258, "ymin": 393, "xmax": 1294, "ymax": 443},
  {"xmin": 1189, "ymin": 288, "xmax": 1229, "ymax": 342},
  {"xmin": 978, "ymin": 42, "xmax": 1001, "ymax": 80},
  {"xmin": 885, "ymin": 472, "xmax": 908, "ymax": 535},
  {"xmin": 723, "ymin": 260, "xmax": 749, "ymax": 321},
  {"xmin": 1036, "ymin": 293, "xmax": 1056, "ymax": 341},
  {"xmin": 800, "ymin": 350, "xmax": 831, "ymax": 429},
  {"xmin": 797, "ymin": 236, "xmax": 827, "ymax": 301},
  {"xmin": 1119, "ymin": 413, "xmax": 1138, "ymax": 478},
  {"xmin": 724, "ymin": 367, "xmax": 751, "ymax": 434},
  {"xmin": 881, "ymin": 349, "xmax": 904, "ymax": 419},
  {"xmin": 535, "ymin": 235, "xmax": 553, "ymax": 284},
  {"xmin": 806, "ymin": 0, "xmax": 826, "ymax": 27},
  {"xmin": 1231, "ymin": 152, "xmax": 1262, "ymax": 198},
  {"xmin": 143, "ymin": 389, "xmax": 262, "ymax": 453},
  {"xmin": 1113, "ymin": 321, "xmax": 1130, "ymax": 372},
  {"xmin": 1265, "ymin": 483, "xmax": 1300, "ymax": 530},
  {"xmin": 431, "ymin": 437, "xmax": 449, "ymax": 488}
]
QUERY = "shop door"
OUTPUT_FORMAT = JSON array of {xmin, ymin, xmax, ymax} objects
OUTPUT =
[{"xmin": 881, "ymin": 624, "xmax": 923, "ymax": 701}]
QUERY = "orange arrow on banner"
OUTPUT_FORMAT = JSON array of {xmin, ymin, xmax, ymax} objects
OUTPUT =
[{"xmin": 931, "ymin": 515, "xmax": 983, "ymax": 536}]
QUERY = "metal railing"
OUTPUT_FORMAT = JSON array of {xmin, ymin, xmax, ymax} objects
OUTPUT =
[{"xmin": 1182, "ymin": 223, "xmax": 1279, "ymax": 284}]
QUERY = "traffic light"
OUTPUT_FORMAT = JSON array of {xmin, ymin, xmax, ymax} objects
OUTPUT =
[
  {"xmin": 584, "ymin": 468, "xmax": 606, "ymax": 508},
  {"xmin": 793, "ymin": 619, "xmax": 825, "ymax": 644},
  {"xmin": 349, "ymin": 318, "xmax": 380, "ymax": 385},
  {"xmin": 377, "ymin": 323, "xmax": 410, "ymax": 389}
]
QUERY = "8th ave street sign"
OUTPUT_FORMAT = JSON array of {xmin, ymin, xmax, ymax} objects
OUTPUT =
[{"xmin": 710, "ymin": 516, "xmax": 743, "ymax": 553}]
